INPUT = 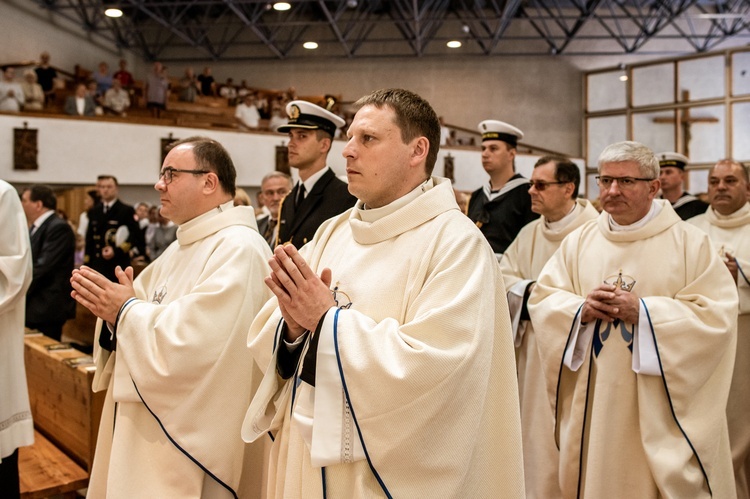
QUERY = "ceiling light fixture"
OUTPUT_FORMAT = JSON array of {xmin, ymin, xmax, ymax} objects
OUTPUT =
[
  {"xmin": 303, "ymin": 41, "xmax": 318, "ymax": 49},
  {"xmin": 273, "ymin": 2, "xmax": 291, "ymax": 11},
  {"xmin": 696, "ymin": 13, "xmax": 745, "ymax": 20},
  {"xmin": 105, "ymin": 7, "xmax": 123, "ymax": 17},
  {"xmin": 447, "ymin": 40, "xmax": 462, "ymax": 48}
]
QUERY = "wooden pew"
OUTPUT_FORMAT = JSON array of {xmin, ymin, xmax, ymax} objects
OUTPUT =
[
  {"xmin": 19, "ymin": 430, "xmax": 88, "ymax": 499},
  {"xmin": 23, "ymin": 332, "xmax": 105, "ymax": 471}
]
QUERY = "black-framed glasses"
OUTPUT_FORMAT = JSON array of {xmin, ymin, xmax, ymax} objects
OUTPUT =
[
  {"xmin": 158, "ymin": 167, "xmax": 211, "ymax": 185},
  {"xmin": 528, "ymin": 180, "xmax": 569, "ymax": 191},
  {"xmin": 595, "ymin": 176, "xmax": 655, "ymax": 189}
]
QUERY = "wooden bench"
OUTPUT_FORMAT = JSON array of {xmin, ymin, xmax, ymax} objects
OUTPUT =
[
  {"xmin": 19, "ymin": 430, "xmax": 88, "ymax": 499},
  {"xmin": 24, "ymin": 333, "xmax": 105, "ymax": 471}
]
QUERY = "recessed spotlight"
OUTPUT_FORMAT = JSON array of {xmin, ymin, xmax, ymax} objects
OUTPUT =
[
  {"xmin": 105, "ymin": 8, "xmax": 123, "ymax": 17},
  {"xmin": 619, "ymin": 75, "xmax": 628, "ymax": 82},
  {"xmin": 447, "ymin": 40, "xmax": 462, "ymax": 48},
  {"xmin": 273, "ymin": 2, "xmax": 291, "ymax": 11},
  {"xmin": 303, "ymin": 41, "xmax": 318, "ymax": 50}
]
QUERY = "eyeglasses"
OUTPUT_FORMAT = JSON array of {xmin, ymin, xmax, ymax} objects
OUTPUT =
[
  {"xmin": 261, "ymin": 188, "xmax": 290, "ymax": 197},
  {"xmin": 158, "ymin": 167, "xmax": 211, "ymax": 185},
  {"xmin": 528, "ymin": 180, "xmax": 569, "ymax": 191},
  {"xmin": 596, "ymin": 176, "xmax": 655, "ymax": 189}
]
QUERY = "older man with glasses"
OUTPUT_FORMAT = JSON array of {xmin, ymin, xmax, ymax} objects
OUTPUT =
[
  {"xmin": 71, "ymin": 136, "xmax": 272, "ymax": 498},
  {"xmin": 500, "ymin": 156, "xmax": 598, "ymax": 498},
  {"xmin": 528, "ymin": 141, "xmax": 739, "ymax": 498}
]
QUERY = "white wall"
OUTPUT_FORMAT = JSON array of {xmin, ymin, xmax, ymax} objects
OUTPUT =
[
  {"xmin": 0, "ymin": 0, "xmax": 135, "ymax": 73},
  {"xmin": 1, "ymin": 114, "xmax": 586, "ymax": 204}
]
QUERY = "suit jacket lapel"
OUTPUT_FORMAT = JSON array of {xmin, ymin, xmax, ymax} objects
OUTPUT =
[{"xmin": 286, "ymin": 169, "xmax": 334, "ymax": 235}]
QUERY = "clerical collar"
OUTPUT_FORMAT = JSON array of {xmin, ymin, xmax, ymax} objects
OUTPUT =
[
  {"xmin": 180, "ymin": 200, "xmax": 234, "ymax": 230},
  {"xmin": 357, "ymin": 178, "xmax": 433, "ymax": 223},
  {"xmin": 31, "ymin": 209, "xmax": 55, "ymax": 229},
  {"xmin": 545, "ymin": 202, "xmax": 579, "ymax": 231},
  {"xmin": 712, "ymin": 202, "xmax": 750, "ymax": 221},
  {"xmin": 298, "ymin": 167, "xmax": 330, "ymax": 199},
  {"xmin": 609, "ymin": 200, "xmax": 662, "ymax": 232}
]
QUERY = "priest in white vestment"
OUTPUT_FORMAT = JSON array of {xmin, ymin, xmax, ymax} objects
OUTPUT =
[
  {"xmin": 0, "ymin": 180, "xmax": 33, "ymax": 497},
  {"xmin": 243, "ymin": 89, "xmax": 525, "ymax": 498},
  {"xmin": 71, "ymin": 137, "xmax": 272, "ymax": 498},
  {"xmin": 689, "ymin": 159, "xmax": 750, "ymax": 498},
  {"xmin": 500, "ymin": 157, "xmax": 598, "ymax": 498},
  {"xmin": 528, "ymin": 141, "xmax": 738, "ymax": 499}
]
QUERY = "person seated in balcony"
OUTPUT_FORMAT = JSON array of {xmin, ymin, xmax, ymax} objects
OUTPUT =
[
  {"xmin": 0, "ymin": 66, "xmax": 24, "ymax": 113},
  {"xmin": 219, "ymin": 77, "xmax": 238, "ymax": 106},
  {"xmin": 104, "ymin": 78, "xmax": 131, "ymax": 117},
  {"xmin": 21, "ymin": 70, "xmax": 44, "ymax": 111},
  {"xmin": 235, "ymin": 92, "xmax": 261, "ymax": 130},
  {"xmin": 64, "ymin": 82, "xmax": 96, "ymax": 117}
]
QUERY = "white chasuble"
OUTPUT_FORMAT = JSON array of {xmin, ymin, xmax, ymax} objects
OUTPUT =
[
  {"xmin": 0, "ymin": 181, "xmax": 33, "ymax": 461},
  {"xmin": 528, "ymin": 200, "xmax": 738, "ymax": 499},
  {"xmin": 244, "ymin": 177, "xmax": 525, "ymax": 499},
  {"xmin": 500, "ymin": 198, "xmax": 598, "ymax": 499},
  {"xmin": 89, "ymin": 204, "xmax": 272, "ymax": 498},
  {"xmin": 690, "ymin": 203, "xmax": 750, "ymax": 498}
]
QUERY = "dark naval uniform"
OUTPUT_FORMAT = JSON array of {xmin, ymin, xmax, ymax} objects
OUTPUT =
[
  {"xmin": 276, "ymin": 168, "xmax": 356, "ymax": 248},
  {"xmin": 84, "ymin": 199, "xmax": 143, "ymax": 280},
  {"xmin": 467, "ymin": 174, "xmax": 539, "ymax": 255},
  {"xmin": 671, "ymin": 192, "xmax": 708, "ymax": 221}
]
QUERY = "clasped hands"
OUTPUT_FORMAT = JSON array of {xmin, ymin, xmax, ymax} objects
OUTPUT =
[
  {"xmin": 70, "ymin": 265, "xmax": 136, "ymax": 324},
  {"xmin": 581, "ymin": 283, "xmax": 640, "ymax": 325},
  {"xmin": 266, "ymin": 244, "xmax": 336, "ymax": 342}
]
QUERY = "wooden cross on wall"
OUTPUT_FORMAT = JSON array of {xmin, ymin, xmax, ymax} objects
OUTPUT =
[{"xmin": 652, "ymin": 90, "xmax": 719, "ymax": 157}]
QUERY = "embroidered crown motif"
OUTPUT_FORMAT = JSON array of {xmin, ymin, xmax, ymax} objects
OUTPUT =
[{"xmin": 604, "ymin": 269, "xmax": 636, "ymax": 292}]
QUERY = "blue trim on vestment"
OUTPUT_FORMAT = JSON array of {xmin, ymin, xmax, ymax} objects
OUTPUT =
[
  {"xmin": 735, "ymin": 257, "xmax": 750, "ymax": 287},
  {"xmin": 555, "ymin": 304, "xmax": 583, "ymax": 450},
  {"xmin": 331, "ymin": 308, "xmax": 393, "ymax": 498},
  {"xmin": 641, "ymin": 300, "xmax": 713, "ymax": 496},
  {"xmin": 131, "ymin": 380, "xmax": 238, "ymax": 498}
]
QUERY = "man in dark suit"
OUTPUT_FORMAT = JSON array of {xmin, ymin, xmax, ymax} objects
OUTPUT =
[
  {"xmin": 275, "ymin": 100, "xmax": 357, "ymax": 247},
  {"xmin": 21, "ymin": 185, "xmax": 76, "ymax": 341},
  {"xmin": 84, "ymin": 175, "xmax": 144, "ymax": 281},
  {"xmin": 256, "ymin": 171, "xmax": 292, "ymax": 247}
]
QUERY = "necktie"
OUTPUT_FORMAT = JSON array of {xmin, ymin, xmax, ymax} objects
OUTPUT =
[
  {"xmin": 264, "ymin": 218, "xmax": 277, "ymax": 246},
  {"xmin": 29, "ymin": 224, "xmax": 35, "ymax": 236},
  {"xmin": 296, "ymin": 184, "xmax": 306, "ymax": 208},
  {"xmin": 103, "ymin": 204, "xmax": 108, "ymax": 214}
]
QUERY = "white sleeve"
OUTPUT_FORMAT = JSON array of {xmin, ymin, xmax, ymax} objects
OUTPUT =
[
  {"xmin": 632, "ymin": 299, "xmax": 660, "ymax": 376},
  {"xmin": 308, "ymin": 308, "xmax": 366, "ymax": 467},
  {"xmin": 562, "ymin": 313, "xmax": 594, "ymax": 372}
]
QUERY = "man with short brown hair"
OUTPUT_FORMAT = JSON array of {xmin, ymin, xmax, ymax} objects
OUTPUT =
[{"xmin": 243, "ymin": 89, "xmax": 524, "ymax": 498}]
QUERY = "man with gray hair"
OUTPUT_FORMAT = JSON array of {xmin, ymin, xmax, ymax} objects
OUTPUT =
[
  {"xmin": 529, "ymin": 141, "xmax": 738, "ymax": 498},
  {"xmin": 256, "ymin": 171, "xmax": 292, "ymax": 247},
  {"xmin": 689, "ymin": 159, "xmax": 750, "ymax": 497}
]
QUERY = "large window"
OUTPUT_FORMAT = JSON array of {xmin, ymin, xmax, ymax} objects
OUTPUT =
[{"xmin": 584, "ymin": 47, "xmax": 750, "ymax": 199}]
